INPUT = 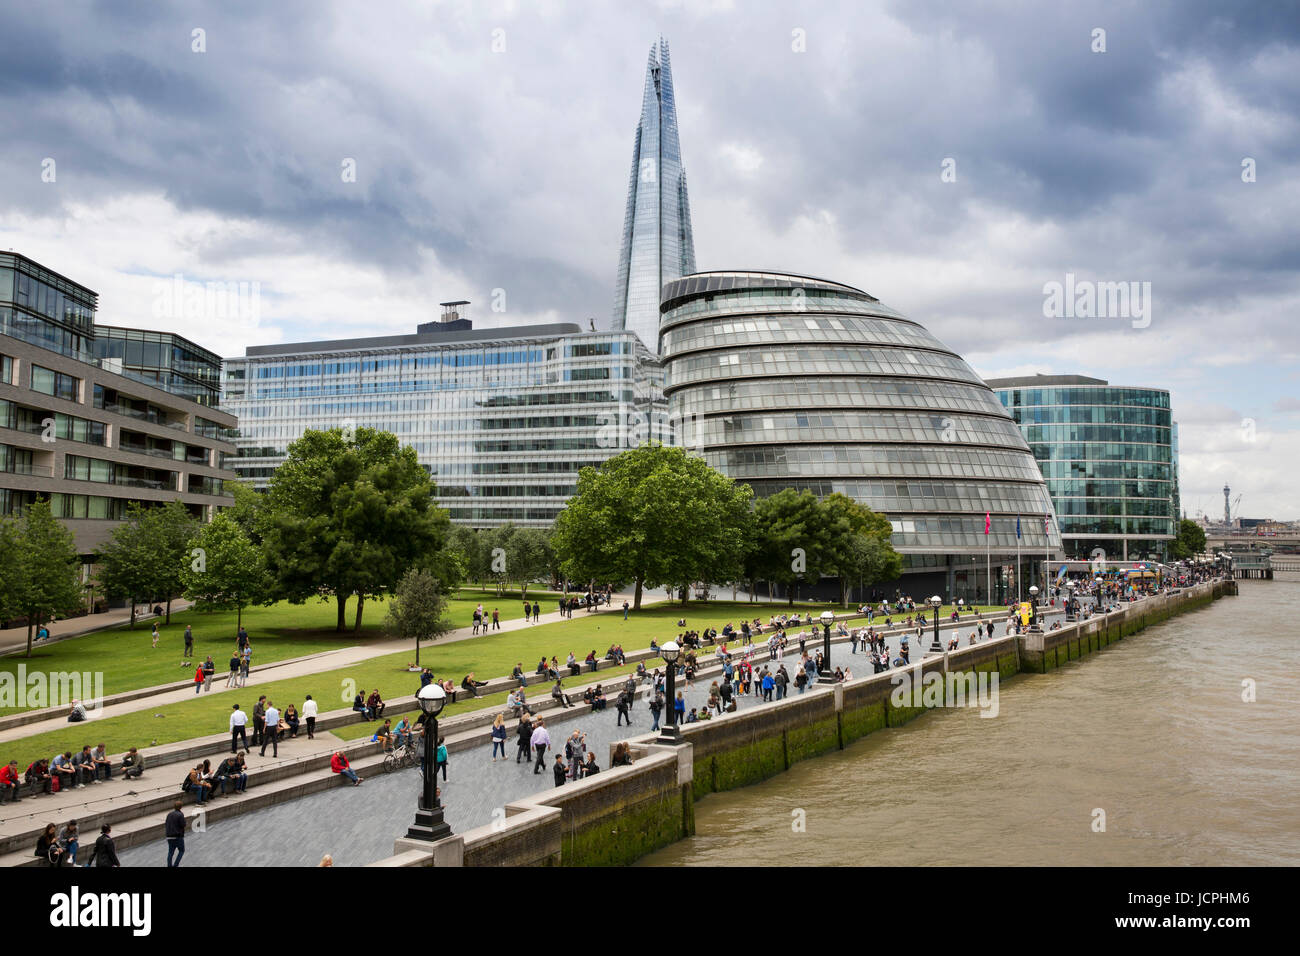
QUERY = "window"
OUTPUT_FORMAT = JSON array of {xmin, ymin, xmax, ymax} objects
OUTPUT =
[
  {"xmin": 30, "ymin": 365, "xmax": 79, "ymax": 401},
  {"xmin": 0, "ymin": 354, "xmax": 10, "ymax": 384}
]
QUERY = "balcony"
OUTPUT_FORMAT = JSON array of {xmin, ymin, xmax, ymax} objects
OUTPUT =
[{"xmin": 0, "ymin": 461, "xmax": 54, "ymax": 477}]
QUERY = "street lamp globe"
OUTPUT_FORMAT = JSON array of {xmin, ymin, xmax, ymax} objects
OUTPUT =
[
  {"xmin": 1028, "ymin": 585, "xmax": 1039, "ymax": 598},
  {"xmin": 929, "ymin": 595, "xmax": 942, "ymax": 608},
  {"xmin": 416, "ymin": 681, "xmax": 446, "ymax": 717},
  {"xmin": 661, "ymin": 640, "xmax": 680, "ymax": 665},
  {"xmin": 819, "ymin": 610, "xmax": 835, "ymax": 627}
]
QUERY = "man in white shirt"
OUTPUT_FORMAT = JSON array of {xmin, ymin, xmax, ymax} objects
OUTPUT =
[
  {"xmin": 259, "ymin": 701, "xmax": 280, "ymax": 757},
  {"xmin": 530, "ymin": 718, "xmax": 551, "ymax": 775},
  {"xmin": 229, "ymin": 704, "xmax": 249, "ymax": 753},
  {"xmin": 302, "ymin": 695, "xmax": 318, "ymax": 739}
]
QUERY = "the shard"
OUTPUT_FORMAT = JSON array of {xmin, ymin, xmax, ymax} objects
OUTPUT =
[{"xmin": 611, "ymin": 37, "xmax": 696, "ymax": 354}]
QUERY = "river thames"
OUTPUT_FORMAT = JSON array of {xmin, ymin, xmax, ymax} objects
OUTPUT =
[{"xmin": 643, "ymin": 578, "xmax": 1300, "ymax": 867}]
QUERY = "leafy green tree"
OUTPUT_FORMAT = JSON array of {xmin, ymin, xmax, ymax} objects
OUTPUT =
[
  {"xmin": 449, "ymin": 525, "xmax": 487, "ymax": 587},
  {"xmin": 224, "ymin": 480, "xmax": 265, "ymax": 544},
  {"xmin": 7, "ymin": 500, "xmax": 83, "ymax": 657},
  {"xmin": 552, "ymin": 444, "xmax": 753, "ymax": 609},
  {"xmin": 384, "ymin": 567, "xmax": 452, "ymax": 665},
  {"xmin": 180, "ymin": 512, "xmax": 268, "ymax": 630},
  {"xmin": 1170, "ymin": 518, "xmax": 1208, "ymax": 560},
  {"xmin": 0, "ymin": 521, "xmax": 24, "ymax": 628},
  {"xmin": 93, "ymin": 503, "xmax": 157, "ymax": 629},
  {"xmin": 261, "ymin": 427, "xmax": 457, "ymax": 631},
  {"xmin": 748, "ymin": 489, "xmax": 833, "ymax": 604},
  {"xmin": 821, "ymin": 493, "xmax": 902, "ymax": 606},
  {"xmin": 149, "ymin": 500, "xmax": 200, "ymax": 623}
]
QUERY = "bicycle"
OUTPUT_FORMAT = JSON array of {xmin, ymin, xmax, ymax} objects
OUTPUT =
[{"xmin": 382, "ymin": 735, "xmax": 420, "ymax": 773}]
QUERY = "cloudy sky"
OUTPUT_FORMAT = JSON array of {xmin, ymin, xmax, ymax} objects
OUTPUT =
[{"xmin": 1, "ymin": 0, "xmax": 1297, "ymax": 518}]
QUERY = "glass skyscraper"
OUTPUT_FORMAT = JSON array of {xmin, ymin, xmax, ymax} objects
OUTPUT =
[
  {"xmin": 659, "ymin": 271, "xmax": 1061, "ymax": 603},
  {"xmin": 222, "ymin": 317, "xmax": 671, "ymax": 528},
  {"xmin": 611, "ymin": 36, "xmax": 696, "ymax": 353},
  {"xmin": 988, "ymin": 375, "xmax": 1177, "ymax": 562}
]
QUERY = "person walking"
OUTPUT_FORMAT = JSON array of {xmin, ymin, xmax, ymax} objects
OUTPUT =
[
  {"xmin": 86, "ymin": 824, "xmax": 120, "ymax": 868},
  {"xmin": 165, "ymin": 801, "xmax": 186, "ymax": 867},
  {"xmin": 229, "ymin": 704, "xmax": 249, "ymax": 753},
  {"xmin": 490, "ymin": 715, "xmax": 507, "ymax": 761},
  {"xmin": 492, "ymin": 607, "xmax": 500, "ymax": 630},
  {"xmin": 183, "ymin": 624, "xmax": 194, "ymax": 660},
  {"xmin": 531, "ymin": 600, "xmax": 540, "ymax": 623},
  {"xmin": 226, "ymin": 652, "xmax": 240, "ymax": 688},
  {"xmin": 151, "ymin": 622, "xmax": 160, "ymax": 649},
  {"xmin": 530, "ymin": 718, "xmax": 551, "ymax": 774},
  {"xmin": 435, "ymin": 737, "xmax": 448, "ymax": 781},
  {"xmin": 239, "ymin": 645, "xmax": 252, "ymax": 686},
  {"xmin": 260, "ymin": 700, "xmax": 280, "ymax": 757},
  {"xmin": 649, "ymin": 692, "xmax": 663, "ymax": 732},
  {"xmin": 193, "ymin": 663, "xmax": 205, "ymax": 695},
  {"xmin": 616, "ymin": 689, "xmax": 632, "ymax": 727},
  {"xmin": 303, "ymin": 695, "xmax": 318, "ymax": 739},
  {"xmin": 515, "ymin": 714, "xmax": 534, "ymax": 764},
  {"xmin": 202, "ymin": 655, "xmax": 215, "ymax": 692}
]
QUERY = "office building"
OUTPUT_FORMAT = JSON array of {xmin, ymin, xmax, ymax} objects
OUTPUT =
[
  {"xmin": 611, "ymin": 36, "xmax": 696, "ymax": 352},
  {"xmin": 221, "ymin": 305, "xmax": 670, "ymax": 527},
  {"xmin": 987, "ymin": 374, "xmax": 1177, "ymax": 561},
  {"xmin": 0, "ymin": 252, "xmax": 238, "ymax": 563}
]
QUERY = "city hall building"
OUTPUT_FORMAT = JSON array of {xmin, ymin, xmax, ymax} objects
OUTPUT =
[
  {"xmin": 659, "ymin": 271, "xmax": 1063, "ymax": 602},
  {"xmin": 987, "ymin": 374, "xmax": 1178, "ymax": 562}
]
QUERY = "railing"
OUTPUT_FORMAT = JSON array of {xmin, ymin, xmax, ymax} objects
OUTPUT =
[{"xmin": 0, "ymin": 462, "xmax": 54, "ymax": 477}]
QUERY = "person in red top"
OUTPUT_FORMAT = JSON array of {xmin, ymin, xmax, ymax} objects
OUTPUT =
[
  {"xmin": 0, "ymin": 760, "xmax": 21, "ymax": 803},
  {"xmin": 330, "ymin": 751, "xmax": 361, "ymax": 786},
  {"xmin": 193, "ymin": 665, "xmax": 205, "ymax": 695}
]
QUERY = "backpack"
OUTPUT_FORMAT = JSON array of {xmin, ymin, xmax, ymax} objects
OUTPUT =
[
  {"xmin": 180, "ymin": 773, "xmax": 193, "ymax": 792},
  {"xmin": 564, "ymin": 741, "xmax": 573, "ymax": 760}
]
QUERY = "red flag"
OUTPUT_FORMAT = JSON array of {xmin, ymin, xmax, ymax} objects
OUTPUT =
[{"xmin": 985, "ymin": 512, "xmax": 991, "ymax": 535}]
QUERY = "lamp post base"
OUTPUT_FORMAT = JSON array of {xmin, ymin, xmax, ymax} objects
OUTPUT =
[
  {"xmin": 929, "ymin": 639, "xmax": 944, "ymax": 653},
  {"xmin": 407, "ymin": 806, "xmax": 452, "ymax": 842},
  {"xmin": 657, "ymin": 725, "xmax": 682, "ymax": 744}
]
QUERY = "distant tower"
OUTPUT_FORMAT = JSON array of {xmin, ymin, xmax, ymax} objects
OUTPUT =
[
  {"xmin": 611, "ymin": 37, "xmax": 697, "ymax": 354},
  {"xmin": 1223, "ymin": 483, "xmax": 1231, "ymax": 525}
]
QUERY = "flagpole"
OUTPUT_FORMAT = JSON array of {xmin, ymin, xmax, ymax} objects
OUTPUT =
[
  {"xmin": 986, "ymin": 526, "xmax": 991, "ymax": 608},
  {"xmin": 1016, "ymin": 515, "xmax": 1021, "ymax": 603}
]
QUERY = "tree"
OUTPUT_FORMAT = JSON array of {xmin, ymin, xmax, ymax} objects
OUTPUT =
[
  {"xmin": 7, "ymin": 500, "xmax": 83, "ymax": 657},
  {"xmin": 385, "ymin": 567, "xmax": 452, "ymax": 665},
  {"xmin": 261, "ymin": 427, "xmax": 458, "ymax": 631},
  {"xmin": 149, "ymin": 500, "xmax": 200, "ymax": 623},
  {"xmin": 552, "ymin": 444, "xmax": 754, "ymax": 609},
  {"xmin": 1170, "ymin": 518, "xmax": 1208, "ymax": 560},
  {"xmin": 748, "ymin": 489, "xmax": 834, "ymax": 604},
  {"xmin": 821, "ymin": 493, "xmax": 902, "ymax": 607},
  {"xmin": 225, "ymin": 480, "xmax": 265, "ymax": 544},
  {"xmin": 94, "ymin": 501, "xmax": 198, "ymax": 626},
  {"xmin": 180, "ymin": 512, "xmax": 268, "ymax": 630},
  {"xmin": 449, "ymin": 525, "xmax": 487, "ymax": 587},
  {"xmin": 0, "ymin": 521, "xmax": 24, "ymax": 628},
  {"xmin": 93, "ymin": 503, "xmax": 157, "ymax": 629}
]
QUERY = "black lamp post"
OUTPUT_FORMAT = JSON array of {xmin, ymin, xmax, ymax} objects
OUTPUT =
[
  {"xmin": 1028, "ymin": 584, "xmax": 1040, "ymax": 631},
  {"xmin": 659, "ymin": 640, "xmax": 681, "ymax": 742},
  {"xmin": 929, "ymin": 595, "xmax": 943, "ymax": 652},
  {"xmin": 1065, "ymin": 580, "xmax": 1077, "ymax": 621},
  {"xmin": 407, "ymin": 682, "xmax": 452, "ymax": 841},
  {"xmin": 818, "ymin": 611, "xmax": 836, "ymax": 684}
]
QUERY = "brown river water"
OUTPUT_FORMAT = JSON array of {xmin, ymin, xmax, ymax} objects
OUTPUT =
[{"xmin": 643, "ymin": 578, "xmax": 1300, "ymax": 866}]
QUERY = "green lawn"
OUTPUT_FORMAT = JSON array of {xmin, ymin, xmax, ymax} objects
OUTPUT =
[
  {"xmin": 1, "ymin": 599, "xmax": 861, "ymax": 767},
  {"xmin": 0, "ymin": 588, "xmax": 561, "ymax": 716}
]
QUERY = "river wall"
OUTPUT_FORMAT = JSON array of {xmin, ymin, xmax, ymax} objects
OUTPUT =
[{"xmin": 371, "ymin": 579, "xmax": 1236, "ymax": 868}]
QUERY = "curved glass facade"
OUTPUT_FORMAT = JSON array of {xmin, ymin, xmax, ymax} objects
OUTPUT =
[
  {"xmin": 989, "ymin": 377, "xmax": 1176, "ymax": 561},
  {"xmin": 660, "ymin": 271, "xmax": 1062, "ymax": 601}
]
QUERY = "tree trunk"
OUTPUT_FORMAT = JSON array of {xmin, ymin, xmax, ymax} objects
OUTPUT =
[
  {"xmin": 415, "ymin": 636, "xmax": 420, "ymax": 666},
  {"xmin": 129, "ymin": 600, "xmax": 137, "ymax": 629},
  {"xmin": 354, "ymin": 593, "xmax": 365, "ymax": 631},
  {"xmin": 25, "ymin": 617, "xmax": 34, "ymax": 658},
  {"xmin": 633, "ymin": 575, "xmax": 643, "ymax": 610},
  {"xmin": 166, "ymin": 596, "xmax": 172, "ymax": 624},
  {"xmin": 237, "ymin": 603, "xmax": 243, "ymax": 630},
  {"xmin": 336, "ymin": 593, "xmax": 347, "ymax": 632}
]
